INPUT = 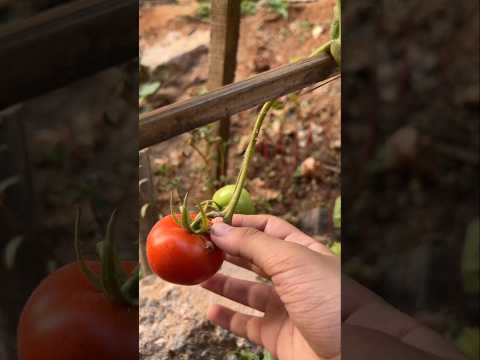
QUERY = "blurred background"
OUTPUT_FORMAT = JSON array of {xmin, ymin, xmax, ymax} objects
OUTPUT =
[
  {"xmin": 1, "ymin": 1, "xmax": 138, "ymax": 358},
  {"xmin": 342, "ymin": 1, "xmax": 479, "ymax": 359}
]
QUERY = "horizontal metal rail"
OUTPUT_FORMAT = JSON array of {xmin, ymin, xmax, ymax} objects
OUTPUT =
[
  {"xmin": 0, "ymin": 0, "xmax": 137, "ymax": 110},
  {"xmin": 139, "ymin": 53, "xmax": 338, "ymax": 149}
]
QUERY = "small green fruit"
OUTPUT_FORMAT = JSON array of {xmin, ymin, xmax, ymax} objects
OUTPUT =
[{"xmin": 213, "ymin": 185, "xmax": 255, "ymax": 215}]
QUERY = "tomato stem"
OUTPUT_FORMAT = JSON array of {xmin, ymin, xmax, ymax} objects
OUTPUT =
[
  {"xmin": 101, "ymin": 210, "xmax": 126, "ymax": 303},
  {"xmin": 222, "ymin": 101, "xmax": 274, "ymax": 225},
  {"xmin": 74, "ymin": 208, "xmax": 103, "ymax": 291}
]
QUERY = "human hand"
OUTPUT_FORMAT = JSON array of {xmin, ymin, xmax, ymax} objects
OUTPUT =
[{"xmin": 201, "ymin": 214, "xmax": 340, "ymax": 360}]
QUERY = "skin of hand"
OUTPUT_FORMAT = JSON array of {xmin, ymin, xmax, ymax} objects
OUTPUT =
[
  {"xmin": 202, "ymin": 214, "xmax": 467, "ymax": 360},
  {"xmin": 201, "ymin": 214, "xmax": 341, "ymax": 360}
]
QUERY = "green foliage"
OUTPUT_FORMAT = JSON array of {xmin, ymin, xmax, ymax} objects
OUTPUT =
[
  {"xmin": 298, "ymin": 19, "xmax": 313, "ymax": 31},
  {"xmin": 227, "ymin": 349, "xmax": 277, "ymax": 360},
  {"xmin": 329, "ymin": 0, "xmax": 341, "ymax": 64},
  {"xmin": 241, "ymin": 0, "xmax": 257, "ymax": 16},
  {"xmin": 196, "ymin": 0, "xmax": 211, "ymax": 20},
  {"xmin": 266, "ymin": 0, "xmax": 288, "ymax": 19},
  {"xmin": 263, "ymin": 349, "xmax": 277, "ymax": 360},
  {"xmin": 197, "ymin": 0, "xmax": 258, "ymax": 19},
  {"xmin": 333, "ymin": 196, "xmax": 341, "ymax": 229}
]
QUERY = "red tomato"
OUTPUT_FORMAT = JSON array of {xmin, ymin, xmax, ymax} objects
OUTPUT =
[
  {"xmin": 18, "ymin": 261, "xmax": 138, "ymax": 360},
  {"xmin": 146, "ymin": 214, "xmax": 224, "ymax": 285}
]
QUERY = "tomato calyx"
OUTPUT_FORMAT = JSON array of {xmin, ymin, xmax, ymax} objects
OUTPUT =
[
  {"xmin": 168, "ymin": 192, "xmax": 218, "ymax": 235},
  {"xmin": 74, "ymin": 209, "xmax": 139, "ymax": 307}
]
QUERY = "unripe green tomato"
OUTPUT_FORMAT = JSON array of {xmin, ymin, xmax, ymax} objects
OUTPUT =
[{"xmin": 212, "ymin": 185, "xmax": 255, "ymax": 215}]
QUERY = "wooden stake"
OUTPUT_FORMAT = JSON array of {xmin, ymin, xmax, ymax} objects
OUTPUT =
[{"xmin": 207, "ymin": 0, "xmax": 241, "ymax": 184}]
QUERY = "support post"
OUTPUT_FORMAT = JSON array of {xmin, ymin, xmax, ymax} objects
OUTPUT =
[{"xmin": 206, "ymin": 0, "xmax": 241, "ymax": 185}]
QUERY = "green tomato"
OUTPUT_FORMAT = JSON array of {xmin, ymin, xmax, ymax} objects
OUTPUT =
[{"xmin": 213, "ymin": 185, "xmax": 255, "ymax": 215}]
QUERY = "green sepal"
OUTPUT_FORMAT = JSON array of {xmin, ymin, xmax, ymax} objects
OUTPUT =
[
  {"xmin": 181, "ymin": 193, "xmax": 194, "ymax": 233},
  {"xmin": 121, "ymin": 264, "xmax": 140, "ymax": 306},
  {"xmin": 195, "ymin": 202, "xmax": 210, "ymax": 234},
  {"xmin": 101, "ymin": 210, "xmax": 125, "ymax": 303},
  {"xmin": 74, "ymin": 208, "xmax": 103, "ymax": 291}
]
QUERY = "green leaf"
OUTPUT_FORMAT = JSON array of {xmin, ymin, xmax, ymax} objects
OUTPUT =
[
  {"xmin": 462, "ymin": 219, "xmax": 479, "ymax": 294},
  {"xmin": 241, "ymin": 0, "xmax": 257, "ymax": 16},
  {"xmin": 139, "ymin": 81, "xmax": 160, "ymax": 98},
  {"xmin": 238, "ymin": 349, "xmax": 260, "ymax": 360},
  {"xmin": 196, "ymin": 1, "xmax": 211, "ymax": 20},
  {"xmin": 266, "ymin": 0, "xmax": 288, "ymax": 19},
  {"xmin": 333, "ymin": 196, "xmax": 341, "ymax": 229},
  {"xmin": 263, "ymin": 349, "xmax": 277, "ymax": 360}
]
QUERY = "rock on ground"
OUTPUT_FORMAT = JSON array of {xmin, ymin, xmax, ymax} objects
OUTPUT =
[{"xmin": 140, "ymin": 262, "xmax": 264, "ymax": 359}]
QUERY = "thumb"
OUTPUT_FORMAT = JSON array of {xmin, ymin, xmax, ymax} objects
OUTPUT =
[{"xmin": 210, "ymin": 221, "xmax": 305, "ymax": 276}]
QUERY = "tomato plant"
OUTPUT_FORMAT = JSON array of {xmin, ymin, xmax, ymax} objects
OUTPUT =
[
  {"xmin": 18, "ymin": 261, "xmax": 137, "ymax": 360},
  {"xmin": 147, "ymin": 214, "xmax": 224, "ymax": 285},
  {"xmin": 18, "ymin": 210, "xmax": 139, "ymax": 360},
  {"xmin": 213, "ymin": 184, "xmax": 255, "ymax": 215}
]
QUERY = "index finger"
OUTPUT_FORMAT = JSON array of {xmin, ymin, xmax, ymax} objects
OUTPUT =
[
  {"xmin": 232, "ymin": 214, "xmax": 331, "ymax": 254},
  {"xmin": 232, "ymin": 214, "xmax": 303, "ymax": 240}
]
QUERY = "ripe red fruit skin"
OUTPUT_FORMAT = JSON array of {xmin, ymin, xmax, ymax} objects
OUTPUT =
[
  {"xmin": 146, "ymin": 215, "xmax": 224, "ymax": 285},
  {"xmin": 17, "ymin": 261, "xmax": 138, "ymax": 360}
]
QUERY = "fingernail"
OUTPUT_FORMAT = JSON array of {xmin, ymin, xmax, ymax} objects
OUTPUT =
[{"xmin": 211, "ymin": 222, "xmax": 232, "ymax": 237}]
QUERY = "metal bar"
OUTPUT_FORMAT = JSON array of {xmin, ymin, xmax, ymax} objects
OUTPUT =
[
  {"xmin": 0, "ymin": 0, "xmax": 137, "ymax": 110},
  {"xmin": 139, "ymin": 53, "xmax": 337, "ymax": 149}
]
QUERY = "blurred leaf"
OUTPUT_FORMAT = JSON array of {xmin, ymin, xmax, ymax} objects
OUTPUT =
[
  {"xmin": 299, "ymin": 19, "xmax": 313, "ymax": 30},
  {"xmin": 139, "ymin": 81, "xmax": 160, "ymax": 98},
  {"xmin": 196, "ymin": 1, "xmax": 211, "ymax": 20},
  {"xmin": 456, "ymin": 327, "xmax": 479, "ymax": 360},
  {"xmin": 266, "ymin": 0, "xmax": 288, "ymax": 19},
  {"xmin": 271, "ymin": 99, "xmax": 284, "ymax": 110},
  {"xmin": 239, "ymin": 349, "xmax": 260, "ymax": 360},
  {"xmin": 333, "ymin": 196, "xmax": 341, "ymax": 229},
  {"xmin": 462, "ymin": 219, "xmax": 479, "ymax": 294},
  {"xmin": 241, "ymin": 0, "xmax": 257, "ymax": 16},
  {"xmin": 263, "ymin": 349, "xmax": 277, "ymax": 360}
]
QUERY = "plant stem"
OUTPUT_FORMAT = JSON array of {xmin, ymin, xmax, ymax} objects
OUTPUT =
[
  {"xmin": 222, "ymin": 101, "xmax": 274, "ymax": 224},
  {"xmin": 310, "ymin": 40, "xmax": 331, "ymax": 57}
]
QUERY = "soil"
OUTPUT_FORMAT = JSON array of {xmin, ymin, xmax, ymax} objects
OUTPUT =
[
  {"xmin": 140, "ymin": 0, "xmax": 341, "ymax": 232},
  {"xmin": 341, "ymin": 0, "xmax": 479, "ymax": 347}
]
